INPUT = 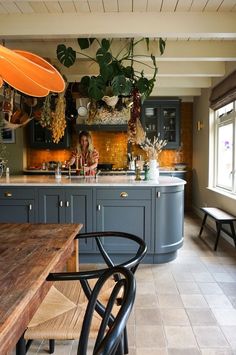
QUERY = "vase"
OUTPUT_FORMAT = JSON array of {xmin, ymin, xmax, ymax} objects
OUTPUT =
[{"xmin": 148, "ymin": 159, "xmax": 159, "ymax": 181}]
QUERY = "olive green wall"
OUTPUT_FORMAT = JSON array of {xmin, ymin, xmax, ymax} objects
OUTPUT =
[
  {"xmin": 4, "ymin": 127, "xmax": 25, "ymax": 174},
  {"xmin": 192, "ymin": 62, "xmax": 236, "ymax": 219}
]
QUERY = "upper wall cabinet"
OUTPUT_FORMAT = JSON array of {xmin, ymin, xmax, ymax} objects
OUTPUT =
[
  {"xmin": 28, "ymin": 119, "xmax": 70, "ymax": 149},
  {"xmin": 141, "ymin": 98, "xmax": 181, "ymax": 149}
]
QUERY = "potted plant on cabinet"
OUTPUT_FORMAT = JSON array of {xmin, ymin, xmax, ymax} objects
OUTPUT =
[{"xmin": 56, "ymin": 38, "xmax": 166, "ymax": 143}]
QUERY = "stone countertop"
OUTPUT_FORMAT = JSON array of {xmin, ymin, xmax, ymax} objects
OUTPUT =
[
  {"xmin": 23, "ymin": 169, "xmax": 187, "ymax": 175},
  {"xmin": 0, "ymin": 175, "xmax": 186, "ymax": 187}
]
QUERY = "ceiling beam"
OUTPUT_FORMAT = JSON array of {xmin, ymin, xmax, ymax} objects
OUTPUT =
[
  {"xmin": 55, "ymin": 59, "xmax": 225, "ymax": 78},
  {"xmin": 0, "ymin": 12, "xmax": 236, "ymax": 38},
  {"xmin": 6, "ymin": 39, "xmax": 236, "ymax": 62}
]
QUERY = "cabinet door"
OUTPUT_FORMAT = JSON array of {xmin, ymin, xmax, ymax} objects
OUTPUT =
[
  {"xmin": 0, "ymin": 200, "xmax": 35, "ymax": 222},
  {"xmin": 155, "ymin": 189, "xmax": 184, "ymax": 254},
  {"xmin": 142, "ymin": 99, "xmax": 180, "ymax": 149},
  {"xmin": 159, "ymin": 102, "xmax": 180, "ymax": 149},
  {"xmin": 38, "ymin": 188, "xmax": 65, "ymax": 223},
  {"xmin": 65, "ymin": 189, "xmax": 93, "ymax": 252},
  {"xmin": 29, "ymin": 120, "xmax": 70, "ymax": 149},
  {"xmin": 96, "ymin": 199, "xmax": 151, "ymax": 253}
]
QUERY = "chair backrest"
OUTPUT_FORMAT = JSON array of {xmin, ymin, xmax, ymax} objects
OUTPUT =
[
  {"xmin": 76, "ymin": 231, "xmax": 147, "ymax": 274},
  {"xmin": 77, "ymin": 266, "xmax": 136, "ymax": 355}
]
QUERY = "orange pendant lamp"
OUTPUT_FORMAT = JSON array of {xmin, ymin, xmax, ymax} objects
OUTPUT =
[{"xmin": 0, "ymin": 45, "xmax": 65, "ymax": 97}]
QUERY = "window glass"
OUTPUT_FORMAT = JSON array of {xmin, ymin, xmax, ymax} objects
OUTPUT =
[{"xmin": 216, "ymin": 123, "xmax": 233, "ymax": 189}]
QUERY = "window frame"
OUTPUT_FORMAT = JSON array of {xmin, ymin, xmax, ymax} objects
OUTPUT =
[{"xmin": 213, "ymin": 101, "xmax": 236, "ymax": 195}]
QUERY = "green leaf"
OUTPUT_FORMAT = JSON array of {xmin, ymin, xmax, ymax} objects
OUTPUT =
[
  {"xmin": 101, "ymin": 39, "xmax": 110, "ymax": 52},
  {"xmin": 79, "ymin": 76, "xmax": 91, "ymax": 96},
  {"xmin": 159, "ymin": 38, "xmax": 166, "ymax": 55},
  {"xmin": 136, "ymin": 77, "xmax": 150, "ymax": 95},
  {"xmin": 77, "ymin": 38, "xmax": 95, "ymax": 50},
  {"xmin": 123, "ymin": 66, "xmax": 134, "ymax": 79},
  {"xmin": 57, "ymin": 44, "xmax": 76, "ymax": 68},
  {"xmin": 111, "ymin": 61, "xmax": 123, "ymax": 76},
  {"xmin": 88, "ymin": 76, "xmax": 106, "ymax": 100},
  {"xmin": 151, "ymin": 54, "xmax": 157, "ymax": 68},
  {"xmin": 100, "ymin": 63, "xmax": 115, "ymax": 83},
  {"xmin": 145, "ymin": 38, "xmax": 150, "ymax": 51},
  {"xmin": 112, "ymin": 75, "xmax": 132, "ymax": 96},
  {"xmin": 96, "ymin": 48, "xmax": 112, "ymax": 65}
]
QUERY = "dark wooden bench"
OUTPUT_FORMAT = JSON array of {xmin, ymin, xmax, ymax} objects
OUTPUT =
[{"xmin": 198, "ymin": 207, "xmax": 236, "ymax": 251}]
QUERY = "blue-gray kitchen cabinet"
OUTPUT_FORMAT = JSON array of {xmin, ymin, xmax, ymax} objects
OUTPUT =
[
  {"xmin": 0, "ymin": 187, "xmax": 36, "ymax": 223},
  {"xmin": 154, "ymin": 185, "xmax": 184, "ymax": 263},
  {"xmin": 38, "ymin": 187, "xmax": 93, "ymax": 251},
  {"xmin": 95, "ymin": 188, "xmax": 153, "ymax": 255}
]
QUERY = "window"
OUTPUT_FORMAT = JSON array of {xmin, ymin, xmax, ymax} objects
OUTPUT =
[{"xmin": 213, "ymin": 101, "xmax": 236, "ymax": 194}]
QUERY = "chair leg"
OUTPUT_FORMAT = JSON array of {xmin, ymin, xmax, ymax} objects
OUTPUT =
[
  {"xmin": 214, "ymin": 222, "xmax": 221, "ymax": 251},
  {"xmin": 198, "ymin": 213, "xmax": 207, "ymax": 238},
  {"xmin": 49, "ymin": 339, "xmax": 55, "ymax": 354},
  {"xmin": 16, "ymin": 334, "xmax": 26, "ymax": 355},
  {"xmin": 123, "ymin": 327, "xmax": 129, "ymax": 354}
]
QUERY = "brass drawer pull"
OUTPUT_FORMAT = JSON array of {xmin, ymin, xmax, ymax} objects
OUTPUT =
[
  {"xmin": 120, "ymin": 192, "xmax": 128, "ymax": 198},
  {"xmin": 4, "ymin": 192, "xmax": 12, "ymax": 197}
]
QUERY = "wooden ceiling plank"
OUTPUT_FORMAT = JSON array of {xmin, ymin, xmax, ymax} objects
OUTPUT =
[
  {"xmin": 161, "ymin": 0, "xmax": 178, "ymax": 11},
  {"xmin": 1, "ymin": 2, "xmax": 21, "ymax": 13},
  {"xmin": 88, "ymin": 0, "xmax": 104, "ymax": 12},
  {"xmin": 15, "ymin": 1, "xmax": 34, "ymax": 13},
  {"xmin": 73, "ymin": 1, "xmax": 90, "ymax": 12},
  {"xmin": 176, "ymin": 0, "xmax": 193, "ymax": 11},
  {"xmin": 190, "ymin": 0, "xmax": 208, "ymax": 11},
  {"xmin": 133, "ymin": 0, "xmax": 147, "ymax": 12},
  {"xmin": 103, "ymin": 0, "xmax": 117, "ymax": 12},
  {"xmin": 29, "ymin": 2, "xmax": 49, "ymax": 13},
  {"xmin": 59, "ymin": 1, "xmax": 76, "ymax": 12},
  {"xmin": 204, "ymin": 0, "xmax": 223, "ymax": 11},
  {"xmin": 118, "ymin": 0, "xmax": 132, "ymax": 12},
  {"xmin": 45, "ymin": 1, "xmax": 63, "ymax": 13},
  {"xmin": 147, "ymin": 0, "xmax": 162, "ymax": 11},
  {"xmin": 0, "ymin": 3, "xmax": 7, "ymax": 14},
  {"xmin": 218, "ymin": 0, "xmax": 236, "ymax": 11}
]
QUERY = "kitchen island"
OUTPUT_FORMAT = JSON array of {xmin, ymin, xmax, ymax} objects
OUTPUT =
[{"xmin": 0, "ymin": 175, "xmax": 186, "ymax": 263}]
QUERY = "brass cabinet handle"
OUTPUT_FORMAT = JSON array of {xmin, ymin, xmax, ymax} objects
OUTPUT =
[
  {"xmin": 29, "ymin": 204, "xmax": 32, "ymax": 211},
  {"xmin": 157, "ymin": 191, "xmax": 161, "ymax": 198},
  {"xmin": 120, "ymin": 192, "xmax": 128, "ymax": 198},
  {"xmin": 4, "ymin": 192, "xmax": 12, "ymax": 197},
  {"xmin": 59, "ymin": 200, "xmax": 63, "ymax": 207},
  {"xmin": 65, "ymin": 201, "xmax": 70, "ymax": 207}
]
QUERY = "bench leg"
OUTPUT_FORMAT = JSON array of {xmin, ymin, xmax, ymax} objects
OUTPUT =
[
  {"xmin": 229, "ymin": 222, "xmax": 236, "ymax": 248},
  {"xmin": 198, "ymin": 213, "xmax": 207, "ymax": 238},
  {"xmin": 214, "ymin": 221, "xmax": 222, "ymax": 251}
]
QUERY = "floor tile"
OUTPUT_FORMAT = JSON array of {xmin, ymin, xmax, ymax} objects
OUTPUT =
[
  {"xmin": 211, "ymin": 309, "xmax": 236, "ymax": 326},
  {"xmin": 193, "ymin": 326, "xmax": 229, "ymax": 348},
  {"xmin": 192, "ymin": 272, "xmax": 215, "ymax": 282},
  {"xmin": 135, "ymin": 293, "xmax": 159, "ymax": 308},
  {"xmin": 197, "ymin": 282, "xmax": 223, "ymax": 295},
  {"xmin": 218, "ymin": 283, "xmax": 236, "ymax": 297},
  {"xmin": 221, "ymin": 326, "xmax": 236, "ymax": 349},
  {"xmin": 160, "ymin": 308, "xmax": 190, "ymax": 325},
  {"xmin": 186, "ymin": 308, "xmax": 217, "ymax": 325},
  {"xmin": 168, "ymin": 349, "xmax": 201, "ymax": 355},
  {"xmin": 204, "ymin": 294, "xmax": 233, "ymax": 309},
  {"xmin": 158, "ymin": 294, "xmax": 184, "ymax": 308},
  {"xmin": 136, "ymin": 325, "xmax": 166, "ymax": 348},
  {"xmin": 155, "ymin": 280, "xmax": 179, "ymax": 294},
  {"xmin": 176, "ymin": 282, "xmax": 201, "ymax": 294},
  {"xmin": 181, "ymin": 294, "xmax": 209, "ymax": 308},
  {"xmin": 164, "ymin": 326, "xmax": 198, "ymax": 348},
  {"xmin": 135, "ymin": 308, "xmax": 162, "ymax": 325},
  {"xmin": 212, "ymin": 273, "xmax": 235, "ymax": 283},
  {"xmin": 136, "ymin": 348, "xmax": 167, "ymax": 355}
]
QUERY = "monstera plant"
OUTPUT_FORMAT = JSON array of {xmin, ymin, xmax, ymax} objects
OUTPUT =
[{"xmin": 57, "ymin": 38, "xmax": 166, "ymax": 101}]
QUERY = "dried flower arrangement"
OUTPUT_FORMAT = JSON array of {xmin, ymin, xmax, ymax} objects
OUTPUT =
[{"xmin": 140, "ymin": 135, "xmax": 167, "ymax": 160}]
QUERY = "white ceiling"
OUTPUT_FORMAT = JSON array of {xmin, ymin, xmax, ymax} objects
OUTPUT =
[{"xmin": 0, "ymin": 0, "xmax": 236, "ymax": 99}]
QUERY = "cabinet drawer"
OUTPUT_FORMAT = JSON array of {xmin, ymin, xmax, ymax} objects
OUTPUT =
[
  {"xmin": 96, "ymin": 188, "xmax": 151, "ymax": 200},
  {"xmin": 0, "ymin": 188, "xmax": 35, "ymax": 199}
]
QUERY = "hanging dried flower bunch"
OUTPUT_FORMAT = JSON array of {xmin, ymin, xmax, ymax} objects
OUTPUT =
[
  {"xmin": 51, "ymin": 93, "xmax": 66, "ymax": 143},
  {"xmin": 40, "ymin": 94, "xmax": 52, "ymax": 129}
]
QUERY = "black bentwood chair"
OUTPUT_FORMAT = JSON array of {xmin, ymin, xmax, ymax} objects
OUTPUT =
[{"xmin": 17, "ymin": 231, "xmax": 147, "ymax": 355}]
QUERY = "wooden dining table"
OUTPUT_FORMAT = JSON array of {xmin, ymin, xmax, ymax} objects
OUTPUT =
[{"xmin": 0, "ymin": 223, "xmax": 82, "ymax": 355}]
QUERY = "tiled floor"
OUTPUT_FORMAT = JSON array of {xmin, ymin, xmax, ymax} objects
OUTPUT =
[{"xmin": 25, "ymin": 213, "xmax": 236, "ymax": 354}]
